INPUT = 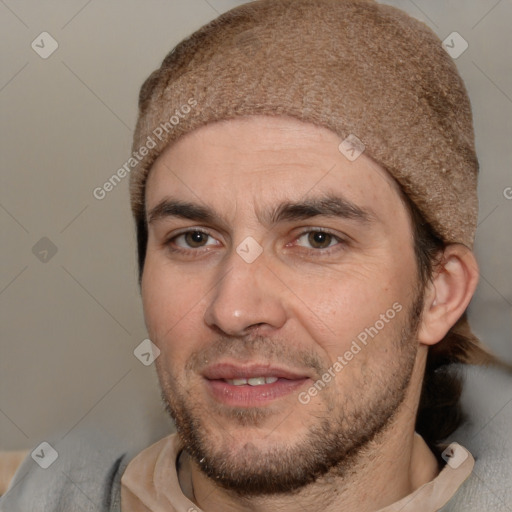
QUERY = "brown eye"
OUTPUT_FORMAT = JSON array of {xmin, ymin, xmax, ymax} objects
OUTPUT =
[
  {"xmin": 173, "ymin": 230, "xmax": 217, "ymax": 249},
  {"xmin": 293, "ymin": 230, "xmax": 342, "ymax": 251},
  {"xmin": 306, "ymin": 231, "xmax": 334, "ymax": 249},
  {"xmin": 184, "ymin": 231, "xmax": 209, "ymax": 247}
]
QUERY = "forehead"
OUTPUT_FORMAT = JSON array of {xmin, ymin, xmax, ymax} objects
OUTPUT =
[{"xmin": 144, "ymin": 115, "xmax": 405, "ymax": 222}]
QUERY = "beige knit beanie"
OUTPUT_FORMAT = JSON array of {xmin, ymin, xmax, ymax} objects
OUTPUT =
[{"xmin": 129, "ymin": 0, "xmax": 479, "ymax": 251}]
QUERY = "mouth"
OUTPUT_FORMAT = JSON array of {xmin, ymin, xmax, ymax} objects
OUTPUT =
[{"xmin": 202, "ymin": 363, "xmax": 311, "ymax": 407}]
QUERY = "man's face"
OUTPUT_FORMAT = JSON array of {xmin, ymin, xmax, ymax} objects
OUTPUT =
[{"xmin": 142, "ymin": 115, "xmax": 424, "ymax": 495}]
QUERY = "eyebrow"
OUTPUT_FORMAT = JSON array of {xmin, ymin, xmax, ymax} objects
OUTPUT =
[
  {"xmin": 148, "ymin": 200, "xmax": 219, "ymax": 225},
  {"xmin": 269, "ymin": 195, "xmax": 373, "ymax": 224},
  {"xmin": 147, "ymin": 194, "xmax": 374, "ymax": 227}
]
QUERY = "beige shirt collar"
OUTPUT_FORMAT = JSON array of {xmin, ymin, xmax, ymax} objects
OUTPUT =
[{"xmin": 120, "ymin": 434, "xmax": 474, "ymax": 512}]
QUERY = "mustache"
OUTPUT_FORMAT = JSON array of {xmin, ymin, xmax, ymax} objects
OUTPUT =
[{"xmin": 185, "ymin": 335, "xmax": 325, "ymax": 376}]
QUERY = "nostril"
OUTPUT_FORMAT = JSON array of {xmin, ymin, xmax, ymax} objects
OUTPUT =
[{"xmin": 248, "ymin": 322, "xmax": 266, "ymax": 330}]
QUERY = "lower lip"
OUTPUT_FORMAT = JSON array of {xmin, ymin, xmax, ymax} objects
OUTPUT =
[{"xmin": 205, "ymin": 378, "xmax": 308, "ymax": 407}]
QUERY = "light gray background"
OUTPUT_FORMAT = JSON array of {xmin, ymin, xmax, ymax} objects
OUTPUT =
[{"xmin": 1, "ymin": 0, "xmax": 511, "ymax": 452}]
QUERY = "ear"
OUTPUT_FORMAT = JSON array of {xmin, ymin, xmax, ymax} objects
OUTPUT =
[{"xmin": 418, "ymin": 244, "xmax": 479, "ymax": 346}]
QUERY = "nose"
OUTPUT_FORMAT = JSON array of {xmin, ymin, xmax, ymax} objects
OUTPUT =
[{"xmin": 203, "ymin": 250, "xmax": 287, "ymax": 337}]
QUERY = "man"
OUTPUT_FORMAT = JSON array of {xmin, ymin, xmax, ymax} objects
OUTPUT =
[{"xmin": 2, "ymin": 0, "xmax": 510, "ymax": 511}]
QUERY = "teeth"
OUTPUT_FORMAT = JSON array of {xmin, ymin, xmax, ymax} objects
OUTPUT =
[
  {"xmin": 248, "ymin": 377, "xmax": 266, "ymax": 386},
  {"xmin": 226, "ymin": 376, "xmax": 279, "ymax": 386}
]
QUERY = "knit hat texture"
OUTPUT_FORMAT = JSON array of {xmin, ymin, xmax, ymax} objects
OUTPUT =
[{"xmin": 130, "ymin": 0, "xmax": 478, "ymax": 247}]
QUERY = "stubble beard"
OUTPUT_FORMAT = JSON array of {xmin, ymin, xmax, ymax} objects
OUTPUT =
[{"xmin": 157, "ymin": 291, "xmax": 424, "ymax": 497}]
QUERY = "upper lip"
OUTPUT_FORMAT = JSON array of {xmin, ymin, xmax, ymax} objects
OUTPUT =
[{"xmin": 202, "ymin": 362, "xmax": 310, "ymax": 381}]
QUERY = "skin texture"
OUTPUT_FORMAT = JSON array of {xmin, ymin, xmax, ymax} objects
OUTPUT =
[{"xmin": 141, "ymin": 115, "xmax": 479, "ymax": 512}]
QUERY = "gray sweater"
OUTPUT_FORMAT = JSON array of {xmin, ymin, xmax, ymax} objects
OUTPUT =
[{"xmin": 0, "ymin": 436, "xmax": 128, "ymax": 512}]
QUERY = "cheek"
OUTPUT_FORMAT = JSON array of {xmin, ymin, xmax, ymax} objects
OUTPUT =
[
  {"xmin": 141, "ymin": 255, "xmax": 209, "ymax": 352},
  {"xmin": 285, "ymin": 260, "xmax": 413, "ymax": 357}
]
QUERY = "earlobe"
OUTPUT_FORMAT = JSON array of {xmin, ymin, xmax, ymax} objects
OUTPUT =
[{"xmin": 418, "ymin": 244, "xmax": 479, "ymax": 346}]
